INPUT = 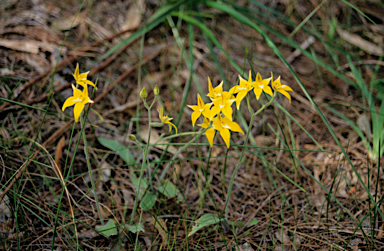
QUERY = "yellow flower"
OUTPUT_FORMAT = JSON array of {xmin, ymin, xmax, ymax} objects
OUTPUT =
[
  {"xmin": 187, "ymin": 93, "xmax": 212, "ymax": 127},
  {"xmin": 198, "ymin": 116, "xmax": 216, "ymax": 147},
  {"xmin": 207, "ymin": 77, "xmax": 224, "ymax": 99},
  {"xmin": 232, "ymin": 70, "xmax": 254, "ymax": 109},
  {"xmin": 209, "ymin": 91, "xmax": 236, "ymax": 121},
  {"xmin": 271, "ymin": 73, "xmax": 293, "ymax": 102},
  {"xmin": 73, "ymin": 63, "xmax": 97, "ymax": 89},
  {"xmin": 62, "ymin": 84, "xmax": 94, "ymax": 122},
  {"xmin": 159, "ymin": 105, "xmax": 177, "ymax": 134},
  {"xmin": 213, "ymin": 114, "xmax": 244, "ymax": 148},
  {"xmin": 252, "ymin": 72, "xmax": 273, "ymax": 100}
]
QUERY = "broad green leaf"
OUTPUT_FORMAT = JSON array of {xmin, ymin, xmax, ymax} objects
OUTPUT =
[
  {"xmin": 125, "ymin": 223, "xmax": 145, "ymax": 233},
  {"xmin": 140, "ymin": 192, "xmax": 157, "ymax": 211},
  {"xmin": 228, "ymin": 221, "xmax": 244, "ymax": 227},
  {"xmin": 97, "ymin": 137, "xmax": 135, "ymax": 165},
  {"xmin": 96, "ymin": 219, "xmax": 117, "ymax": 238},
  {"xmin": 188, "ymin": 213, "xmax": 223, "ymax": 237},
  {"xmin": 247, "ymin": 219, "xmax": 259, "ymax": 227},
  {"xmin": 155, "ymin": 181, "xmax": 182, "ymax": 202},
  {"xmin": 130, "ymin": 172, "xmax": 148, "ymax": 197}
]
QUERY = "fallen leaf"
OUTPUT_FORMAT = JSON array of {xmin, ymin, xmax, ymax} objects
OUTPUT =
[
  {"xmin": 150, "ymin": 217, "xmax": 168, "ymax": 248},
  {"xmin": 337, "ymin": 28, "xmax": 383, "ymax": 56},
  {"xmin": 139, "ymin": 128, "xmax": 183, "ymax": 159},
  {"xmin": 0, "ymin": 39, "xmax": 63, "ymax": 54},
  {"xmin": 54, "ymin": 136, "xmax": 65, "ymax": 170},
  {"xmin": 121, "ymin": 0, "xmax": 145, "ymax": 32},
  {"xmin": 52, "ymin": 11, "xmax": 87, "ymax": 31}
]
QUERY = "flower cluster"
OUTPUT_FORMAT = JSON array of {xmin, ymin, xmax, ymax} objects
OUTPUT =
[
  {"xmin": 188, "ymin": 71, "xmax": 293, "ymax": 148},
  {"xmin": 62, "ymin": 64, "xmax": 97, "ymax": 122},
  {"xmin": 188, "ymin": 77, "xmax": 244, "ymax": 148}
]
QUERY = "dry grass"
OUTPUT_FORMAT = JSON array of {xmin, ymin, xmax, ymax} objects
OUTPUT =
[{"xmin": 1, "ymin": 0, "xmax": 384, "ymax": 250}]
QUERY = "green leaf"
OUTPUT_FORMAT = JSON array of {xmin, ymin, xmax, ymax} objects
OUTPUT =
[
  {"xmin": 188, "ymin": 213, "xmax": 223, "ymax": 237},
  {"xmin": 228, "ymin": 221, "xmax": 244, "ymax": 227},
  {"xmin": 155, "ymin": 181, "xmax": 182, "ymax": 202},
  {"xmin": 97, "ymin": 137, "xmax": 135, "ymax": 165},
  {"xmin": 130, "ymin": 172, "xmax": 148, "ymax": 197},
  {"xmin": 140, "ymin": 192, "xmax": 157, "ymax": 211},
  {"xmin": 125, "ymin": 223, "xmax": 145, "ymax": 233},
  {"xmin": 247, "ymin": 219, "xmax": 259, "ymax": 227},
  {"xmin": 95, "ymin": 219, "xmax": 117, "ymax": 238}
]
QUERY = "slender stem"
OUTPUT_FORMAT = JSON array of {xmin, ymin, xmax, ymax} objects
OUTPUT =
[
  {"xmin": 81, "ymin": 116, "xmax": 104, "ymax": 224},
  {"xmin": 159, "ymin": 127, "xmax": 209, "ymax": 181},
  {"xmin": 131, "ymin": 99, "xmax": 154, "ymax": 223},
  {"xmin": 224, "ymin": 94, "xmax": 276, "ymax": 220}
]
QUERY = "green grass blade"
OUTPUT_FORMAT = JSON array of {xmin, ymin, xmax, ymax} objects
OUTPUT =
[
  {"xmin": 98, "ymin": 0, "xmax": 188, "ymax": 61},
  {"xmin": 206, "ymin": 0, "xmax": 384, "ymax": 219}
]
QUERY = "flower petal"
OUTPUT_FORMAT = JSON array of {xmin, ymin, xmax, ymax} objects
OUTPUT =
[
  {"xmin": 83, "ymin": 79, "xmax": 97, "ymax": 89},
  {"xmin": 187, "ymin": 105, "xmax": 199, "ymax": 112},
  {"xmin": 227, "ymin": 121, "xmax": 244, "ymax": 134},
  {"xmin": 166, "ymin": 121, "xmax": 178, "ymax": 134},
  {"xmin": 253, "ymin": 86, "xmax": 262, "ymax": 100},
  {"xmin": 191, "ymin": 111, "xmax": 201, "ymax": 127},
  {"xmin": 73, "ymin": 63, "xmax": 79, "ymax": 81},
  {"xmin": 239, "ymin": 75, "xmax": 247, "ymax": 86},
  {"xmin": 159, "ymin": 106, "xmax": 164, "ymax": 121},
  {"xmin": 278, "ymin": 89, "xmax": 291, "ymax": 102},
  {"xmin": 205, "ymin": 128, "xmax": 216, "ymax": 147},
  {"xmin": 263, "ymin": 86, "xmax": 273, "ymax": 97},
  {"xmin": 219, "ymin": 128, "xmax": 231, "ymax": 148},
  {"xmin": 209, "ymin": 105, "xmax": 221, "ymax": 120},
  {"xmin": 74, "ymin": 101, "xmax": 86, "ymax": 122},
  {"xmin": 255, "ymin": 72, "xmax": 262, "ymax": 83},
  {"xmin": 79, "ymin": 72, "xmax": 89, "ymax": 80},
  {"xmin": 222, "ymin": 106, "xmax": 233, "ymax": 121},
  {"xmin": 280, "ymin": 85, "xmax": 293, "ymax": 92},
  {"xmin": 235, "ymin": 90, "xmax": 247, "ymax": 110},
  {"xmin": 62, "ymin": 96, "xmax": 77, "ymax": 111}
]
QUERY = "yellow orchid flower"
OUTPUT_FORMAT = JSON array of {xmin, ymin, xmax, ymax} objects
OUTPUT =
[
  {"xmin": 62, "ymin": 84, "xmax": 94, "ymax": 122},
  {"xmin": 232, "ymin": 70, "xmax": 254, "ymax": 109},
  {"xmin": 271, "ymin": 73, "xmax": 293, "ymax": 102},
  {"xmin": 187, "ymin": 93, "xmax": 212, "ymax": 127},
  {"xmin": 73, "ymin": 63, "xmax": 97, "ymax": 89},
  {"xmin": 159, "ymin": 105, "xmax": 177, "ymax": 134},
  {"xmin": 213, "ymin": 114, "xmax": 244, "ymax": 148},
  {"xmin": 252, "ymin": 72, "xmax": 273, "ymax": 100},
  {"xmin": 207, "ymin": 77, "xmax": 224, "ymax": 99},
  {"xmin": 209, "ymin": 91, "xmax": 236, "ymax": 121},
  {"xmin": 198, "ymin": 116, "xmax": 216, "ymax": 147}
]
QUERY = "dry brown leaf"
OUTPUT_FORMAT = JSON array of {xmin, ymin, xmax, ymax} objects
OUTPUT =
[
  {"xmin": 51, "ymin": 11, "xmax": 87, "ymax": 31},
  {"xmin": 275, "ymin": 230, "xmax": 290, "ymax": 245},
  {"xmin": 172, "ymin": 163, "xmax": 181, "ymax": 183},
  {"xmin": 139, "ymin": 128, "xmax": 183, "ymax": 159},
  {"xmin": 54, "ymin": 136, "xmax": 65, "ymax": 170},
  {"xmin": 0, "ymin": 69, "xmax": 14, "ymax": 76},
  {"xmin": 149, "ymin": 217, "xmax": 168, "ymax": 248},
  {"xmin": 0, "ymin": 39, "xmax": 62, "ymax": 54},
  {"xmin": 337, "ymin": 28, "xmax": 383, "ymax": 56},
  {"xmin": 121, "ymin": 0, "xmax": 145, "ymax": 32}
]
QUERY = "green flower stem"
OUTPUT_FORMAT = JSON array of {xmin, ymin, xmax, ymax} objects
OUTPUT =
[
  {"xmin": 159, "ymin": 127, "xmax": 210, "ymax": 181},
  {"xmin": 224, "ymin": 93, "xmax": 276, "ymax": 220},
  {"xmin": 162, "ymin": 131, "xmax": 206, "ymax": 140},
  {"xmin": 80, "ymin": 116, "xmax": 104, "ymax": 224},
  {"xmin": 130, "ymin": 96, "xmax": 157, "ymax": 223}
]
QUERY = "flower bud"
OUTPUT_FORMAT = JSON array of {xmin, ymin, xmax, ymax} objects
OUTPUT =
[
  {"xmin": 154, "ymin": 85, "xmax": 159, "ymax": 95},
  {"xmin": 140, "ymin": 87, "xmax": 147, "ymax": 99},
  {"xmin": 128, "ymin": 134, "xmax": 136, "ymax": 141}
]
